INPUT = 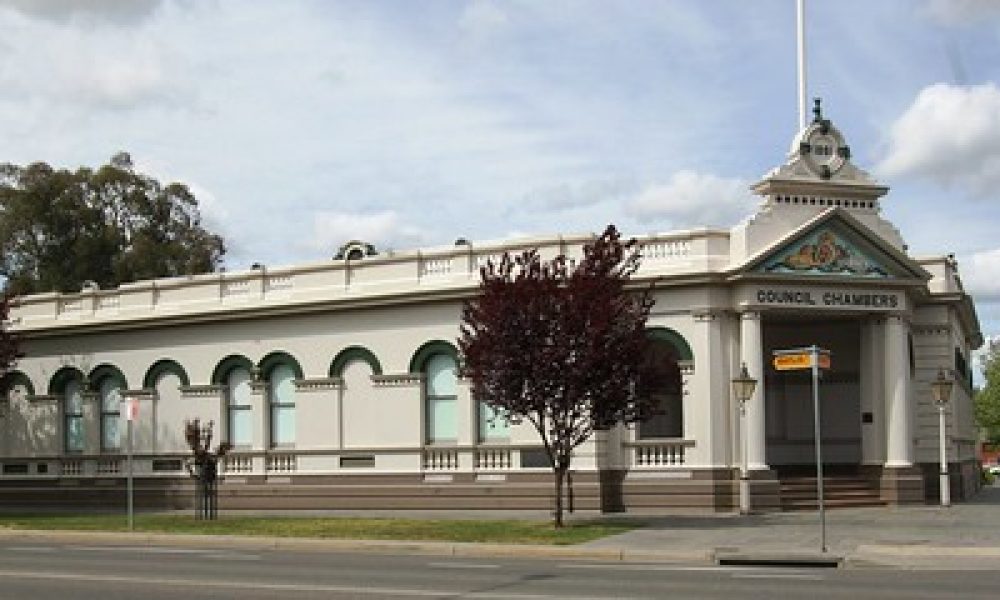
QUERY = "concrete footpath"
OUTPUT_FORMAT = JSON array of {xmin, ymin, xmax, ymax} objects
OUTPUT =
[
  {"xmin": 579, "ymin": 483, "xmax": 1000, "ymax": 569},
  {"xmin": 2, "ymin": 484, "xmax": 998, "ymax": 570}
]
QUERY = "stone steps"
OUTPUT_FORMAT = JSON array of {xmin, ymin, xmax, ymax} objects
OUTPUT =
[{"xmin": 779, "ymin": 475, "xmax": 886, "ymax": 511}]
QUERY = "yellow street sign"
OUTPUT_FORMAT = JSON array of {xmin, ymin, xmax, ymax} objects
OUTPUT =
[{"xmin": 773, "ymin": 352, "xmax": 831, "ymax": 371}]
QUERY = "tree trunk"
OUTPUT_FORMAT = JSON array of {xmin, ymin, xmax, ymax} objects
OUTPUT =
[{"xmin": 552, "ymin": 465, "xmax": 566, "ymax": 528}]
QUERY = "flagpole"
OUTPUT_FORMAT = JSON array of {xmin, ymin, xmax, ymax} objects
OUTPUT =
[{"xmin": 797, "ymin": 0, "xmax": 807, "ymax": 131}]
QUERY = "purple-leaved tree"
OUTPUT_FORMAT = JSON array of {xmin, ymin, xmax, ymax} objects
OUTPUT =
[{"xmin": 460, "ymin": 225, "xmax": 655, "ymax": 527}]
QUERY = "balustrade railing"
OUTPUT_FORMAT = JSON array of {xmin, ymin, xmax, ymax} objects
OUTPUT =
[
  {"xmin": 266, "ymin": 453, "xmax": 297, "ymax": 473},
  {"xmin": 423, "ymin": 448, "xmax": 459, "ymax": 471},
  {"xmin": 222, "ymin": 455, "xmax": 253, "ymax": 474},
  {"xmin": 629, "ymin": 439, "xmax": 692, "ymax": 467},
  {"xmin": 474, "ymin": 447, "xmax": 513, "ymax": 470}
]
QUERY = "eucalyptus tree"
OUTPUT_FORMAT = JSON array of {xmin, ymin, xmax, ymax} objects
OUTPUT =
[{"xmin": 0, "ymin": 153, "xmax": 225, "ymax": 296}]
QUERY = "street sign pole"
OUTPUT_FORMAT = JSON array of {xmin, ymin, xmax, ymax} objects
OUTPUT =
[
  {"xmin": 126, "ymin": 398, "xmax": 137, "ymax": 532},
  {"xmin": 773, "ymin": 345, "xmax": 830, "ymax": 554},
  {"xmin": 811, "ymin": 345, "xmax": 826, "ymax": 553},
  {"xmin": 127, "ymin": 414, "xmax": 134, "ymax": 531}
]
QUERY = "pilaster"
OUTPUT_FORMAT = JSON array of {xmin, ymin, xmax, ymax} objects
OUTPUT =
[{"xmin": 739, "ymin": 311, "xmax": 767, "ymax": 471}]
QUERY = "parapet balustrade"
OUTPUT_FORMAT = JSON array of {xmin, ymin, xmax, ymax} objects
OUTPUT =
[{"xmin": 12, "ymin": 230, "xmax": 719, "ymax": 331}]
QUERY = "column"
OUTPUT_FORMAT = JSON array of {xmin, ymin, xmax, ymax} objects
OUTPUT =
[
  {"xmin": 692, "ymin": 312, "xmax": 729, "ymax": 467},
  {"xmin": 740, "ymin": 311, "xmax": 767, "ymax": 470},
  {"xmin": 884, "ymin": 315, "xmax": 913, "ymax": 467}
]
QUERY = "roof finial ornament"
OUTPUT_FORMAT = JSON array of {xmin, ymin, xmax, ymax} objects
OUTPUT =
[{"xmin": 812, "ymin": 97, "xmax": 823, "ymax": 123}]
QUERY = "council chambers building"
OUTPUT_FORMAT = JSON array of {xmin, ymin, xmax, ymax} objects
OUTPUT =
[{"xmin": 0, "ymin": 107, "xmax": 984, "ymax": 513}]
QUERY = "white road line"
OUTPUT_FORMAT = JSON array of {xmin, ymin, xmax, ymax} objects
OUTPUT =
[
  {"xmin": 0, "ymin": 568, "xmax": 617, "ymax": 599},
  {"xmin": 202, "ymin": 553, "xmax": 262, "ymax": 561},
  {"xmin": 67, "ymin": 546, "xmax": 216, "ymax": 554},
  {"xmin": 559, "ymin": 563, "xmax": 767, "ymax": 572},
  {"xmin": 427, "ymin": 562, "xmax": 501, "ymax": 570},
  {"xmin": 65, "ymin": 546, "xmax": 261, "ymax": 561},
  {"xmin": 1, "ymin": 547, "xmax": 55, "ymax": 553}
]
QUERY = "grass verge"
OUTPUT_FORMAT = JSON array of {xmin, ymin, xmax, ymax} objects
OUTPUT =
[{"xmin": 0, "ymin": 514, "xmax": 635, "ymax": 545}]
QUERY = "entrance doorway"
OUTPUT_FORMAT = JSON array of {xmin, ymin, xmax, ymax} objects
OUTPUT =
[{"xmin": 762, "ymin": 317, "xmax": 862, "ymax": 468}]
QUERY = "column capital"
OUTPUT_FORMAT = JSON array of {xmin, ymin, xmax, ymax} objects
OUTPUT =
[
  {"xmin": 692, "ymin": 311, "xmax": 718, "ymax": 323},
  {"xmin": 739, "ymin": 311, "xmax": 762, "ymax": 322}
]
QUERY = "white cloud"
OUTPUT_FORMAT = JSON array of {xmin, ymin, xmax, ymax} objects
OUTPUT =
[
  {"xmin": 523, "ymin": 178, "xmax": 634, "ymax": 211},
  {"xmin": 626, "ymin": 170, "xmax": 754, "ymax": 229},
  {"xmin": 878, "ymin": 83, "xmax": 1000, "ymax": 196},
  {"xmin": 306, "ymin": 210, "xmax": 427, "ymax": 257},
  {"xmin": 962, "ymin": 247, "xmax": 1000, "ymax": 302},
  {"xmin": 0, "ymin": 0, "xmax": 164, "ymax": 25},
  {"xmin": 458, "ymin": 0, "xmax": 509, "ymax": 43},
  {"xmin": 0, "ymin": 10, "xmax": 185, "ymax": 113},
  {"xmin": 920, "ymin": 0, "xmax": 1000, "ymax": 26}
]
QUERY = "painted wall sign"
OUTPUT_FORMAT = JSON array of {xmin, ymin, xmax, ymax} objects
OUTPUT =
[{"xmin": 738, "ymin": 285, "xmax": 906, "ymax": 312}]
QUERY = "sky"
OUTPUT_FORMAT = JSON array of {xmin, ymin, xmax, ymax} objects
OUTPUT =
[{"xmin": 1, "ymin": 0, "xmax": 999, "ymax": 371}]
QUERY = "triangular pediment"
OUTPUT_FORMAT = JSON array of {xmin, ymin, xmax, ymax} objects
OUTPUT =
[{"xmin": 738, "ymin": 208, "xmax": 930, "ymax": 282}]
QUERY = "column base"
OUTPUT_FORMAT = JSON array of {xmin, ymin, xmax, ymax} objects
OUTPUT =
[
  {"xmin": 732, "ymin": 468, "xmax": 780, "ymax": 513},
  {"xmin": 876, "ymin": 465, "xmax": 925, "ymax": 504}
]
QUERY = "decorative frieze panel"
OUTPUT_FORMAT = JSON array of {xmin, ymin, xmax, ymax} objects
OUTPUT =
[
  {"xmin": 421, "ymin": 258, "xmax": 453, "ymax": 277},
  {"xmin": 295, "ymin": 377, "xmax": 343, "ymax": 392},
  {"xmin": 180, "ymin": 385, "xmax": 224, "ymax": 398},
  {"xmin": 372, "ymin": 373, "xmax": 423, "ymax": 387}
]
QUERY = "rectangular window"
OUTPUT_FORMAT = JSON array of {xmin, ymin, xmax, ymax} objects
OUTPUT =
[
  {"xmin": 64, "ymin": 379, "xmax": 84, "ymax": 453},
  {"xmin": 101, "ymin": 416, "xmax": 119, "ymax": 451},
  {"xmin": 271, "ymin": 405, "xmax": 295, "ymax": 446},
  {"xmin": 229, "ymin": 407, "xmax": 252, "ymax": 446},
  {"xmin": 478, "ymin": 402, "xmax": 510, "ymax": 441},
  {"xmin": 269, "ymin": 365, "xmax": 296, "ymax": 447},
  {"xmin": 65, "ymin": 415, "xmax": 84, "ymax": 452},
  {"xmin": 227, "ymin": 368, "xmax": 253, "ymax": 447},
  {"xmin": 99, "ymin": 380, "xmax": 122, "ymax": 452},
  {"xmin": 428, "ymin": 397, "xmax": 457, "ymax": 442}
]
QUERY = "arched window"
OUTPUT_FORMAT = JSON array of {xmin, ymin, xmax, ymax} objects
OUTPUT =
[
  {"xmin": 98, "ymin": 377, "xmax": 123, "ymax": 451},
  {"xmin": 425, "ymin": 354, "xmax": 457, "ymax": 443},
  {"xmin": 64, "ymin": 378, "xmax": 85, "ymax": 452},
  {"xmin": 638, "ymin": 338, "xmax": 683, "ymax": 439},
  {"xmin": 227, "ymin": 367, "xmax": 253, "ymax": 447},
  {"xmin": 268, "ymin": 363, "xmax": 296, "ymax": 447}
]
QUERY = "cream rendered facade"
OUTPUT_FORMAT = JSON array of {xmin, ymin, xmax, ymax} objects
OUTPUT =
[{"xmin": 0, "ymin": 113, "xmax": 983, "ymax": 511}]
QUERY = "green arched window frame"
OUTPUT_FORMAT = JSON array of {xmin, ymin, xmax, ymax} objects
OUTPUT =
[
  {"xmin": 50, "ymin": 367, "xmax": 86, "ymax": 453},
  {"xmin": 258, "ymin": 352, "xmax": 301, "ymax": 448},
  {"xmin": 258, "ymin": 351, "xmax": 305, "ymax": 380},
  {"xmin": 409, "ymin": 340, "xmax": 459, "ymax": 374},
  {"xmin": 329, "ymin": 346, "xmax": 383, "ymax": 378},
  {"xmin": 48, "ymin": 366, "xmax": 86, "ymax": 395},
  {"xmin": 211, "ymin": 355, "xmax": 255, "ymax": 385},
  {"xmin": 88, "ymin": 364, "xmax": 128, "ymax": 390},
  {"xmin": 143, "ymin": 359, "xmax": 190, "ymax": 389},
  {"xmin": 1, "ymin": 370, "xmax": 35, "ymax": 397},
  {"xmin": 89, "ymin": 364, "xmax": 126, "ymax": 452},
  {"xmin": 645, "ymin": 327, "xmax": 693, "ymax": 362}
]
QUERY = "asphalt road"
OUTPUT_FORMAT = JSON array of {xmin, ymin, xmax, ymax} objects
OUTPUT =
[{"xmin": 0, "ymin": 540, "xmax": 997, "ymax": 600}]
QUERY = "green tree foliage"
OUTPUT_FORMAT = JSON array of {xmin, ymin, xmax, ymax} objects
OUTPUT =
[
  {"xmin": 0, "ymin": 152, "xmax": 225, "ymax": 296},
  {"xmin": 975, "ymin": 339, "xmax": 1000, "ymax": 445},
  {"xmin": 460, "ymin": 225, "xmax": 655, "ymax": 527}
]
